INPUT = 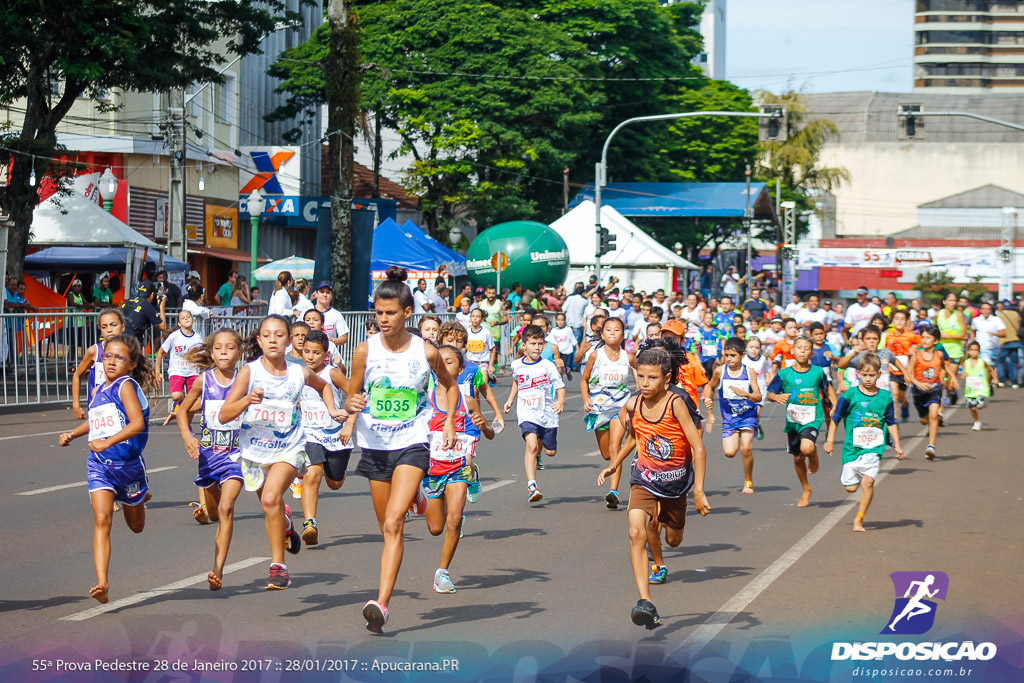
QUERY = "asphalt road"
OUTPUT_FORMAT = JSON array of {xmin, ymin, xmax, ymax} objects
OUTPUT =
[{"xmin": 0, "ymin": 378, "xmax": 1020, "ymax": 682}]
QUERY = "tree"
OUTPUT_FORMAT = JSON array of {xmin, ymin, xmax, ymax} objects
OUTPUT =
[
  {"xmin": 0, "ymin": 0, "xmax": 294, "ymax": 279},
  {"xmin": 915, "ymin": 270, "xmax": 989, "ymax": 306}
]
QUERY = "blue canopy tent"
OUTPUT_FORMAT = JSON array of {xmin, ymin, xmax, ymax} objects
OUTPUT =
[
  {"xmin": 570, "ymin": 182, "xmax": 777, "ymax": 221},
  {"xmin": 25, "ymin": 247, "xmax": 188, "ymax": 273},
  {"xmin": 371, "ymin": 218, "xmax": 467, "ymax": 274}
]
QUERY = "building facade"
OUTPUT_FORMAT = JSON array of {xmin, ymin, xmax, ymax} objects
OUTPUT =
[{"xmin": 694, "ymin": 0, "xmax": 727, "ymax": 80}]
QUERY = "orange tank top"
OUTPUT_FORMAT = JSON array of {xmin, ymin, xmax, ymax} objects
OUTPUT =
[
  {"xmin": 913, "ymin": 348, "xmax": 943, "ymax": 386},
  {"xmin": 886, "ymin": 330, "xmax": 920, "ymax": 375},
  {"xmin": 631, "ymin": 394, "xmax": 694, "ymax": 497}
]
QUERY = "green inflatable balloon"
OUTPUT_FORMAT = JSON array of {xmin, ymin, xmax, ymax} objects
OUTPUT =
[{"xmin": 466, "ymin": 221, "xmax": 570, "ymax": 292}]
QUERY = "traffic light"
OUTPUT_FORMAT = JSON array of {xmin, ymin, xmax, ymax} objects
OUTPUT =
[
  {"xmin": 898, "ymin": 104, "xmax": 922, "ymax": 140},
  {"xmin": 759, "ymin": 105, "xmax": 787, "ymax": 142},
  {"xmin": 598, "ymin": 226, "xmax": 616, "ymax": 256}
]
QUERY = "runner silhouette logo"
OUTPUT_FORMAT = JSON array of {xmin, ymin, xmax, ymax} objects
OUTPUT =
[{"xmin": 881, "ymin": 571, "xmax": 949, "ymax": 635}]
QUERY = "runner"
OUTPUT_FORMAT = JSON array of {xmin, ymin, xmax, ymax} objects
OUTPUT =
[
  {"xmin": 155, "ymin": 310, "xmax": 204, "ymax": 426},
  {"xmin": 465, "ymin": 308, "xmax": 495, "ymax": 383},
  {"xmin": 960, "ymin": 341, "xmax": 997, "ymax": 432},
  {"xmin": 345, "ymin": 267, "xmax": 460, "ymax": 633},
  {"xmin": 219, "ymin": 314, "xmax": 348, "ymax": 591},
  {"xmin": 438, "ymin": 321, "xmax": 505, "ymax": 431},
  {"xmin": 906, "ymin": 325, "xmax": 955, "ymax": 460},
  {"xmin": 770, "ymin": 318, "xmax": 799, "ymax": 370},
  {"xmin": 936, "ymin": 292, "xmax": 968, "ymax": 404},
  {"xmin": 597, "ymin": 346, "xmax": 710, "ymax": 630},
  {"xmin": 424, "ymin": 346, "xmax": 495, "ymax": 593},
  {"xmin": 694, "ymin": 311, "xmax": 721, "ymax": 379},
  {"xmin": 580, "ymin": 317, "xmax": 635, "ymax": 508},
  {"xmin": 504, "ymin": 324, "xmax": 566, "ymax": 503},
  {"xmin": 417, "ymin": 314, "xmax": 442, "ymax": 344},
  {"xmin": 885, "ymin": 309, "xmax": 920, "ymax": 423},
  {"xmin": 766, "ymin": 334, "xmax": 836, "ymax": 507},
  {"xmin": 548, "ymin": 312, "xmax": 577, "ymax": 379},
  {"xmin": 58, "ymin": 334, "xmax": 159, "ymax": 604},
  {"xmin": 824, "ymin": 352, "xmax": 903, "ymax": 532},
  {"xmin": 299, "ymin": 330, "xmax": 357, "ymax": 545},
  {"xmin": 71, "ymin": 308, "xmax": 127, "ymax": 419},
  {"xmin": 703, "ymin": 337, "xmax": 762, "ymax": 493},
  {"xmin": 742, "ymin": 337, "xmax": 772, "ymax": 442},
  {"xmin": 173, "ymin": 329, "xmax": 247, "ymax": 586}
]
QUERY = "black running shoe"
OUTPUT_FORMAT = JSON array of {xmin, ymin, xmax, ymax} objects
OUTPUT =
[
  {"xmin": 605, "ymin": 489, "xmax": 619, "ymax": 509},
  {"xmin": 948, "ymin": 390, "xmax": 958, "ymax": 405},
  {"xmin": 286, "ymin": 528, "xmax": 302, "ymax": 555},
  {"xmin": 630, "ymin": 599, "xmax": 663, "ymax": 630},
  {"xmin": 937, "ymin": 413, "xmax": 946, "ymax": 428}
]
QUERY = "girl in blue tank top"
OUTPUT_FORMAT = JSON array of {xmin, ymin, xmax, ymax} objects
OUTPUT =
[
  {"xmin": 174, "ymin": 328, "xmax": 247, "ymax": 591},
  {"xmin": 59, "ymin": 334, "xmax": 159, "ymax": 605},
  {"xmin": 71, "ymin": 308, "xmax": 126, "ymax": 421}
]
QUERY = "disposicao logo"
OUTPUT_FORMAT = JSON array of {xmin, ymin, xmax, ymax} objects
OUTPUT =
[{"xmin": 831, "ymin": 571, "xmax": 997, "ymax": 663}]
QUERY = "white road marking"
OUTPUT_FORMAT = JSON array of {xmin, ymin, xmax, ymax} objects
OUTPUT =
[
  {"xmin": 15, "ymin": 466, "xmax": 179, "ymax": 496},
  {"xmin": 60, "ymin": 556, "xmax": 270, "ymax": 621},
  {"xmin": 580, "ymin": 450, "xmax": 601, "ymax": 457},
  {"xmin": 0, "ymin": 427, "xmax": 178, "ymax": 442},
  {"xmin": 673, "ymin": 410, "xmax": 953, "ymax": 658},
  {"xmin": 480, "ymin": 479, "xmax": 516, "ymax": 493}
]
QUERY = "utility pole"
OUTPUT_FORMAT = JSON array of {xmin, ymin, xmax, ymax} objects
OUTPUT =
[
  {"xmin": 1000, "ymin": 207, "xmax": 1017, "ymax": 302},
  {"xmin": 744, "ymin": 163, "xmax": 752, "ymax": 302},
  {"xmin": 167, "ymin": 89, "xmax": 187, "ymax": 265},
  {"xmin": 563, "ymin": 168, "xmax": 569, "ymax": 215},
  {"xmin": 781, "ymin": 200, "xmax": 797, "ymax": 308}
]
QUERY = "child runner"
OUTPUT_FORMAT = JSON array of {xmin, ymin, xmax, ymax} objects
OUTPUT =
[
  {"xmin": 455, "ymin": 297, "xmax": 473, "ymax": 328},
  {"xmin": 575, "ymin": 312, "xmax": 609, "ymax": 367},
  {"xmin": 465, "ymin": 308, "xmax": 495, "ymax": 383},
  {"xmin": 885, "ymin": 310, "xmax": 920, "ymax": 422},
  {"xmin": 531, "ymin": 315, "xmax": 565, "ymax": 373},
  {"xmin": 303, "ymin": 308, "xmax": 343, "ymax": 367},
  {"xmin": 770, "ymin": 318, "xmax": 799, "ymax": 370},
  {"xmin": 905, "ymin": 325, "xmax": 955, "ymax": 460},
  {"xmin": 345, "ymin": 267, "xmax": 460, "ymax": 633},
  {"xmin": 758, "ymin": 317, "xmax": 785, "ymax": 360},
  {"xmin": 418, "ymin": 314, "xmax": 442, "ymax": 344},
  {"xmin": 766, "ymin": 334, "xmax": 836, "ymax": 507},
  {"xmin": 960, "ymin": 340, "xmax": 996, "ymax": 432},
  {"xmin": 438, "ymin": 321, "xmax": 505, "ymax": 431},
  {"xmin": 174, "ymin": 328, "xmax": 247, "ymax": 586},
  {"xmin": 72, "ymin": 308, "xmax": 127, "ymax": 419},
  {"xmin": 549, "ymin": 312, "xmax": 577, "ymax": 379},
  {"xmin": 219, "ymin": 315, "xmax": 347, "ymax": 590},
  {"xmin": 424, "ymin": 345, "xmax": 495, "ymax": 593},
  {"xmin": 743, "ymin": 337, "xmax": 772, "ymax": 441},
  {"xmin": 581, "ymin": 317, "xmax": 635, "ymax": 508},
  {"xmin": 285, "ymin": 321, "xmax": 310, "ymax": 366},
  {"xmin": 58, "ymin": 334, "xmax": 159, "ymax": 603},
  {"xmin": 299, "ymin": 330, "xmax": 357, "ymax": 545},
  {"xmin": 597, "ymin": 346, "xmax": 710, "ymax": 629},
  {"xmin": 156, "ymin": 310, "xmax": 204, "ymax": 426},
  {"xmin": 824, "ymin": 352, "xmax": 904, "ymax": 532},
  {"xmin": 695, "ymin": 311, "xmax": 721, "ymax": 379},
  {"xmin": 504, "ymin": 324, "xmax": 566, "ymax": 503},
  {"xmin": 703, "ymin": 337, "xmax": 762, "ymax": 493}
]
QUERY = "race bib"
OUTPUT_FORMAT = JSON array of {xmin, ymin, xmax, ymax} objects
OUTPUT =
[
  {"xmin": 369, "ymin": 387, "xmax": 417, "ymax": 421},
  {"xmin": 879, "ymin": 371, "xmax": 891, "ymax": 387},
  {"xmin": 965, "ymin": 375, "xmax": 985, "ymax": 391},
  {"xmin": 467, "ymin": 339, "xmax": 485, "ymax": 354},
  {"xmin": 204, "ymin": 399, "xmax": 242, "ymax": 431},
  {"xmin": 600, "ymin": 368, "xmax": 626, "ymax": 386},
  {"xmin": 852, "ymin": 426, "xmax": 884, "ymax": 449},
  {"xmin": 895, "ymin": 354, "xmax": 909, "ymax": 370},
  {"xmin": 702, "ymin": 343, "xmax": 718, "ymax": 357},
  {"xmin": 519, "ymin": 387, "xmax": 545, "ymax": 411},
  {"xmin": 245, "ymin": 399, "xmax": 295, "ymax": 430},
  {"xmin": 721, "ymin": 379, "xmax": 749, "ymax": 401},
  {"xmin": 786, "ymin": 403, "xmax": 816, "ymax": 425},
  {"xmin": 784, "ymin": 358, "xmax": 797, "ymax": 368},
  {"xmin": 88, "ymin": 403, "xmax": 123, "ymax": 442},
  {"xmin": 429, "ymin": 431, "xmax": 477, "ymax": 462},
  {"xmin": 302, "ymin": 401, "xmax": 334, "ymax": 428},
  {"xmin": 169, "ymin": 355, "xmax": 192, "ymax": 375}
]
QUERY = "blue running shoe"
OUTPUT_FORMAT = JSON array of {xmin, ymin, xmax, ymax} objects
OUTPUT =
[{"xmin": 648, "ymin": 564, "xmax": 667, "ymax": 584}]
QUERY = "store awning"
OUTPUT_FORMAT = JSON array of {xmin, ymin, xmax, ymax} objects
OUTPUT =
[{"xmin": 190, "ymin": 246, "xmax": 271, "ymax": 264}]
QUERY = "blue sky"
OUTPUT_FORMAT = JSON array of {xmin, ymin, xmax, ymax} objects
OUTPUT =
[{"xmin": 725, "ymin": 0, "xmax": 914, "ymax": 94}]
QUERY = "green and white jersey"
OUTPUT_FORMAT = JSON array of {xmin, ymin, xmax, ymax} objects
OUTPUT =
[
  {"xmin": 832, "ymin": 386, "xmax": 896, "ymax": 464},
  {"xmin": 768, "ymin": 365, "xmax": 830, "ymax": 433},
  {"xmin": 961, "ymin": 358, "xmax": 991, "ymax": 399}
]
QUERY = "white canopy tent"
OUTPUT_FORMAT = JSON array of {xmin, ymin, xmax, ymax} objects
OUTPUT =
[
  {"xmin": 31, "ymin": 191, "xmax": 162, "ymax": 292},
  {"xmin": 550, "ymin": 200, "xmax": 697, "ymax": 293}
]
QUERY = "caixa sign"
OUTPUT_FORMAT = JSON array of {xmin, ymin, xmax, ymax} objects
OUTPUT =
[
  {"xmin": 239, "ymin": 196, "xmax": 394, "ymax": 227},
  {"xmin": 239, "ymin": 195, "xmax": 303, "ymax": 217}
]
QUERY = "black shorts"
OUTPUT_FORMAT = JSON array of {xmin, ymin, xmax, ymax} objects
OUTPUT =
[
  {"xmin": 912, "ymin": 386, "xmax": 943, "ymax": 418},
  {"xmin": 355, "ymin": 444, "xmax": 429, "ymax": 481},
  {"xmin": 305, "ymin": 442, "xmax": 352, "ymax": 482},
  {"xmin": 786, "ymin": 427, "xmax": 820, "ymax": 456},
  {"xmin": 520, "ymin": 422, "xmax": 558, "ymax": 452},
  {"xmin": 892, "ymin": 374, "xmax": 907, "ymax": 390}
]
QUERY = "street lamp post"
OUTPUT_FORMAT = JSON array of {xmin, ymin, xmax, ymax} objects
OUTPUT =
[
  {"xmin": 98, "ymin": 167, "xmax": 118, "ymax": 213},
  {"xmin": 594, "ymin": 109, "xmax": 783, "ymax": 285},
  {"xmin": 247, "ymin": 188, "xmax": 265, "ymax": 275}
]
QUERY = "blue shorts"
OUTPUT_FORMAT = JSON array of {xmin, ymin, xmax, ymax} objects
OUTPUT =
[
  {"xmin": 520, "ymin": 422, "xmax": 558, "ymax": 452},
  {"xmin": 721, "ymin": 412, "xmax": 759, "ymax": 439},
  {"xmin": 194, "ymin": 449, "xmax": 243, "ymax": 489},
  {"xmin": 87, "ymin": 455, "xmax": 149, "ymax": 506}
]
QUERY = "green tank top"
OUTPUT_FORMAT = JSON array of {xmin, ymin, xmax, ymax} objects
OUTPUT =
[
  {"xmin": 68, "ymin": 291, "xmax": 85, "ymax": 328},
  {"xmin": 838, "ymin": 386, "xmax": 894, "ymax": 464},
  {"xmin": 778, "ymin": 365, "xmax": 828, "ymax": 433},
  {"xmin": 936, "ymin": 309, "xmax": 964, "ymax": 359},
  {"xmin": 962, "ymin": 358, "xmax": 990, "ymax": 399}
]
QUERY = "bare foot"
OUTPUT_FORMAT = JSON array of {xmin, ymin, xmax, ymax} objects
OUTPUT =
[
  {"xmin": 192, "ymin": 503, "xmax": 210, "ymax": 525},
  {"xmin": 207, "ymin": 571, "xmax": 222, "ymax": 591},
  {"xmin": 807, "ymin": 454, "xmax": 819, "ymax": 475},
  {"xmin": 142, "ymin": 491, "xmax": 153, "ymax": 505},
  {"xmin": 797, "ymin": 488, "xmax": 812, "ymax": 507},
  {"xmin": 853, "ymin": 518, "xmax": 866, "ymax": 532},
  {"xmin": 742, "ymin": 482, "xmax": 754, "ymax": 494},
  {"xmin": 112, "ymin": 502, "xmax": 120, "ymax": 513},
  {"xmin": 90, "ymin": 583, "xmax": 109, "ymax": 604}
]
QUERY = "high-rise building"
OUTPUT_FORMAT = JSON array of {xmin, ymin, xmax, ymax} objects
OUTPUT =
[
  {"xmin": 915, "ymin": 0, "xmax": 1024, "ymax": 92},
  {"xmin": 692, "ymin": 0, "xmax": 727, "ymax": 80}
]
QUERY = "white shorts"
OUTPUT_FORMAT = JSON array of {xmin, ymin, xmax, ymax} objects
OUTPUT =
[
  {"xmin": 236, "ymin": 451, "xmax": 306, "ymax": 492},
  {"xmin": 840, "ymin": 453, "xmax": 880, "ymax": 487}
]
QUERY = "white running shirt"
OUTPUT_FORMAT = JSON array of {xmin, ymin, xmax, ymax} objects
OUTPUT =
[
  {"xmin": 511, "ymin": 357, "xmax": 564, "ymax": 428},
  {"xmin": 355, "ymin": 333, "xmax": 431, "ymax": 451},
  {"xmin": 160, "ymin": 329, "xmax": 203, "ymax": 377}
]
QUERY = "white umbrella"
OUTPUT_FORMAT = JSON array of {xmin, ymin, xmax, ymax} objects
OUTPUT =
[{"xmin": 252, "ymin": 255, "xmax": 315, "ymax": 282}]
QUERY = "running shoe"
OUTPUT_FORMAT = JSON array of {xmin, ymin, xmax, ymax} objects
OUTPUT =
[
  {"xmin": 302, "ymin": 519, "xmax": 319, "ymax": 546},
  {"xmin": 433, "ymin": 568, "xmax": 456, "ymax": 593},
  {"xmin": 648, "ymin": 564, "xmax": 668, "ymax": 584},
  {"xmin": 925, "ymin": 445, "xmax": 936, "ymax": 460},
  {"xmin": 286, "ymin": 528, "xmax": 302, "ymax": 555},
  {"xmin": 536, "ymin": 454, "xmax": 545, "ymax": 471},
  {"xmin": 405, "ymin": 510, "xmax": 411, "ymax": 522},
  {"xmin": 972, "ymin": 421, "xmax": 982, "ymax": 431},
  {"xmin": 949, "ymin": 390, "xmax": 958, "ymax": 405},
  {"xmin": 362, "ymin": 600, "xmax": 390, "ymax": 633},
  {"xmin": 528, "ymin": 482, "xmax": 543, "ymax": 503},
  {"xmin": 487, "ymin": 374, "xmax": 497, "ymax": 387},
  {"xmin": 630, "ymin": 599, "xmax": 663, "ymax": 630},
  {"xmin": 290, "ymin": 478, "xmax": 303, "ymax": 499},
  {"xmin": 605, "ymin": 489, "xmax": 619, "ymax": 509},
  {"xmin": 900, "ymin": 402, "xmax": 910, "ymax": 421},
  {"xmin": 1013, "ymin": 384, "xmax": 1020, "ymax": 390},
  {"xmin": 266, "ymin": 564, "xmax": 291, "ymax": 590},
  {"xmin": 414, "ymin": 485, "xmax": 428, "ymax": 515},
  {"xmin": 565, "ymin": 369, "xmax": 573, "ymax": 381},
  {"xmin": 937, "ymin": 413, "xmax": 946, "ymax": 428},
  {"xmin": 756, "ymin": 424, "xmax": 764, "ymax": 441},
  {"xmin": 460, "ymin": 514, "xmax": 466, "ymax": 539}
]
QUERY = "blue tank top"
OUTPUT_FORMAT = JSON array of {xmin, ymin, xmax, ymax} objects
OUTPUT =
[
  {"xmin": 718, "ymin": 364, "xmax": 757, "ymax": 418},
  {"xmin": 199, "ymin": 368, "xmax": 240, "ymax": 459},
  {"xmin": 457, "ymin": 363, "xmax": 479, "ymax": 399},
  {"xmin": 87, "ymin": 341, "xmax": 104, "ymax": 402},
  {"xmin": 697, "ymin": 328, "xmax": 720, "ymax": 362},
  {"xmin": 88, "ymin": 375, "xmax": 150, "ymax": 461}
]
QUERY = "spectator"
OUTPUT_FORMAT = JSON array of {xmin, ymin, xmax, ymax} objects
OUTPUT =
[
  {"xmin": 430, "ymin": 284, "xmax": 450, "ymax": 314},
  {"xmin": 563, "ymin": 282, "xmax": 588, "ymax": 344},
  {"xmin": 412, "ymin": 278, "xmax": 431, "ymax": 313},
  {"xmin": 507, "ymin": 282, "xmax": 523, "ymax": 310},
  {"xmin": 721, "ymin": 266, "xmax": 743, "ymax": 298},
  {"xmin": 4, "ymin": 276, "xmax": 35, "ymax": 362},
  {"xmin": 92, "ymin": 273, "xmax": 114, "ymax": 307},
  {"xmin": 434, "ymin": 265, "xmax": 451, "ymax": 298},
  {"xmin": 249, "ymin": 285, "xmax": 269, "ymax": 312},
  {"xmin": 65, "ymin": 278, "xmax": 89, "ymax": 355},
  {"xmin": 313, "ymin": 281, "xmax": 350, "ymax": 346},
  {"xmin": 844, "ymin": 286, "xmax": 883, "ymax": 335},
  {"xmin": 155, "ymin": 270, "xmax": 182, "ymax": 309},
  {"xmin": 700, "ymin": 264, "xmax": 713, "ymax": 299},
  {"xmin": 453, "ymin": 283, "xmax": 473, "ymax": 310},
  {"xmin": 292, "ymin": 277, "xmax": 314, "ymax": 320},
  {"xmin": 997, "ymin": 300, "xmax": 1022, "ymax": 388},
  {"xmin": 268, "ymin": 270, "xmax": 295, "ymax": 317},
  {"xmin": 122, "ymin": 280, "xmax": 167, "ymax": 343},
  {"xmin": 182, "ymin": 283, "xmax": 212, "ymax": 336},
  {"xmin": 742, "ymin": 287, "xmax": 771, "ymax": 321},
  {"xmin": 230, "ymin": 276, "xmax": 254, "ymax": 312},
  {"xmin": 214, "ymin": 270, "xmax": 238, "ymax": 306}
]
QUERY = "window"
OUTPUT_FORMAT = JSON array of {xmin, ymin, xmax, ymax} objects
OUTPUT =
[{"xmin": 217, "ymin": 75, "xmax": 236, "ymax": 125}]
